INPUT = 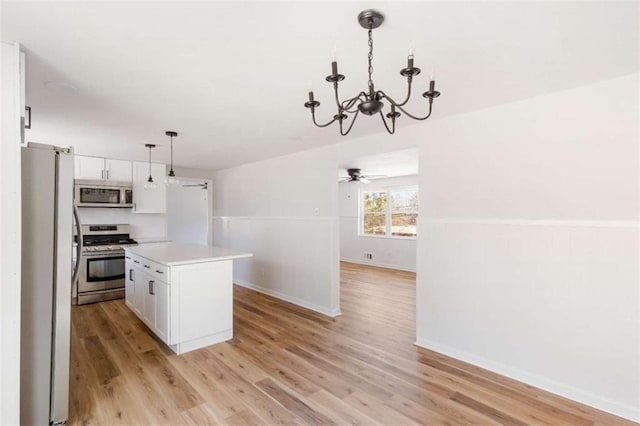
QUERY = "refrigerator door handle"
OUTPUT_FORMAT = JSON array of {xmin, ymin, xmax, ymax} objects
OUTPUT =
[{"xmin": 72, "ymin": 204, "xmax": 82, "ymax": 286}]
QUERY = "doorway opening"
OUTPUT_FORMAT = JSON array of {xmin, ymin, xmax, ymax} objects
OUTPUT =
[
  {"xmin": 337, "ymin": 148, "xmax": 418, "ymax": 333},
  {"xmin": 166, "ymin": 177, "xmax": 213, "ymax": 245}
]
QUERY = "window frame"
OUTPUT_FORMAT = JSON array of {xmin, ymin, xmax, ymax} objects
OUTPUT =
[{"xmin": 359, "ymin": 185, "xmax": 418, "ymax": 240}]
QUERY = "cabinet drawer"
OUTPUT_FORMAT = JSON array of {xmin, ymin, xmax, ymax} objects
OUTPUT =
[
  {"xmin": 127, "ymin": 253, "xmax": 143, "ymax": 268},
  {"xmin": 140, "ymin": 258, "xmax": 169, "ymax": 282}
]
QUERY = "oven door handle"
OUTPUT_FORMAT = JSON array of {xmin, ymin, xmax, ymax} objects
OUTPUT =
[{"xmin": 72, "ymin": 204, "xmax": 83, "ymax": 286}]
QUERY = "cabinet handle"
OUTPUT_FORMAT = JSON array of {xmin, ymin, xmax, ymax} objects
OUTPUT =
[
  {"xmin": 129, "ymin": 269, "xmax": 134, "ymax": 280},
  {"xmin": 144, "ymin": 264, "xmax": 150, "ymax": 269},
  {"xmin": 106, "ymin": 170, "xmax": 110, "ymax": 180},
  {"xmin": 155, "ymin": 270, "xmax": 163, "ymax": 274},
  {"xmin": 101, "ymin": 170, "xmax": 104, "ymax": 179},
  {"xmin": 149, "ymin": 280, "xmax": 155, "ymax": 295},
  {"xmin": 134, "ymin": 203, "xmax": 136, "ymax": 212},
  {"xmin": 126, "ymin": 255, "xmax": 131, "ymax": 259},
  {"xmin": 134, "ymin": 260, "xmax": 140, "ymax": 264}
]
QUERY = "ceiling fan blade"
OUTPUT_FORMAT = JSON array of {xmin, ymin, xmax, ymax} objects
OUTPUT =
[
  {"xmin": 362, "ymin": 174, "xmax": 387, "ymax": 179},
  {"xmin": 359, "ymin": 177, "xmax": 371, "ymax": 184},
  {"xmin": 338, "ymin": 177, "xmax": 350, "ymax": 182}
]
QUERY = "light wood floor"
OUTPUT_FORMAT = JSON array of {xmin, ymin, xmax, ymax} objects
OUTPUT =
[{"xmin": 69, "ymin": 262, "xmax": 634, "ymax": 425}]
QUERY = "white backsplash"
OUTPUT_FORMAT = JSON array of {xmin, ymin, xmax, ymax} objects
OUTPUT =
[{"xmin": 78, "ymin": 207, "xmax": 167, "ymax": 241}]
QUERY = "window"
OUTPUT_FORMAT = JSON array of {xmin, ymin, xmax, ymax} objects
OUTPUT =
[{"xmin": 361, "ymin": 187, "xmax": 418, "ymax": 238}]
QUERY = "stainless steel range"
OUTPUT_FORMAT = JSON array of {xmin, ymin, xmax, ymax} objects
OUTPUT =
[{"xmin": 74, "ymin": 224, "xmax": 138, "ymax": 305}]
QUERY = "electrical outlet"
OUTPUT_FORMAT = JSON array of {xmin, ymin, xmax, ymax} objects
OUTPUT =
[{"xmin": 364, "ymin": 252, "xmax": 373, "ymax": 260}]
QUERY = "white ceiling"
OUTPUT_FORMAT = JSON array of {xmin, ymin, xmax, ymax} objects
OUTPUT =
[
  {"xmin": 339, "ymin": 148, "xmax": 418, "ymax": 179},
  {"xmin": 2, "ymin": 1, "xmax": 637, "ymax": 170}
]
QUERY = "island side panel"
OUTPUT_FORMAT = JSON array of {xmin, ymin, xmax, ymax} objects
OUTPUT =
[{"xmin": 170, "ymin": 260, "xmax": 233, "ymax": 351}]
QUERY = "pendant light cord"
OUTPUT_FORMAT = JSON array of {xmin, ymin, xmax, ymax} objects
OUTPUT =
[
  {"xmin": 148, "ymin": 146, "xmax": 152, "ymax": 180},
  {"xmin": 170, "ymin": 134, "xmax": 174, "ymax": 172}
]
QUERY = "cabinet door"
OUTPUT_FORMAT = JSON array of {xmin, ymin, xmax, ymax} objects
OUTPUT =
[
  {"xmin": 105, "ymin": 158, "xmax": 132, "ymax": 182},
  {"xmin": 154, "ymin": 280, "xmax": 170, "ymax": 344},
  {"xmin": 143, "ymin": 277, "xmax": 156, "ymax": 329},
  {"xmin": 132, "ymin": 161, "xmax": 167, "ymax": 214},
  {"xmin": 74, "ymin": 155, "xmax": 105, "ymax": 180},
  {"xmin": 133, "ymin": 264, "xmax": 145, "ymax": 316},
  {"xmin": 125, "ymin": 258, "xmax": 135, "ymax": 309}
]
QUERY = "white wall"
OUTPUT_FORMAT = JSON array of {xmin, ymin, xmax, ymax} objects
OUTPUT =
[
  {"xmin": 1, "ymin": 41, "xmax": 22, "ymax": 426},
  {"xmin": 77, "ymin": 208, "xmax": 167, "ymax": 241},
  {"xmin": 212, "ymin": 146, "xmax": 341, "ymax": 316},
  {"xmin": 339, "ymin": 175, "xmax": 417, "ymax": 271},
  {"xmin": 77, "ymin": 166, "xmax": 217, "ymax": 243},
  {"xmin": 415, "ymin": 74, "xmax": 639, "ymax": 421},
  {"xmin": 206, "ymin": 73, "xmax": 639, "ymax": 421}
]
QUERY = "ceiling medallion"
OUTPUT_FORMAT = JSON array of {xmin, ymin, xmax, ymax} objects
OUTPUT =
[{"xmin": 304, "ymin": 9, "xmax": 441, "ymax": 136}]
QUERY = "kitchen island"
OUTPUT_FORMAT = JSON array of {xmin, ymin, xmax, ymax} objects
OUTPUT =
[{"xmin": 124, "ymin": 243, "xmax": 252, "ymax": 355}]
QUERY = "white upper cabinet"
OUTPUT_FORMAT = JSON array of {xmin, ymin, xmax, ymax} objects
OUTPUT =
[
  {"xmin": 106, "ymin": 158, "xmax": 132, "ymax": 182},
  {"xmin": 74, "ymin": 155, "xmax": 107, "ymax": 180},
  {"xmin": 74, "ymin": 155, "xmax": 132, "ymax": 183},
  {"xmin": 132, "ymin": 161, "xmax": 166, "ymax": 214}
]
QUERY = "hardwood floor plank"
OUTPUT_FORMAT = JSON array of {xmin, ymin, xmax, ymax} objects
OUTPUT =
[
  {"xmin": 67, "ymin": 262, "xmax": 636, "ymax": 426},
  {"xmin": 180, "ymin": 403, "xmax": 225, "ymax": 425},
  {"xmin": 81, "ymin": 335, "xmax": 121, "ymax": 386},
  {"xmin": 284, "ymin": 344, "xmax": 393, "ymax": 401},
  {"xmin": 183, "ymin": 349, "xmax": 301, "ymax": 425},
  {"xmin": 255, "ymin": 377, "xmax": 336, "ymax": 425},
  {"xmin": 450, "ymin": 392, "xmax": 529, "ymax": 426},
  {"xmin": 138, "ymin": 349, "xmax": 204, "ymax": 411},
  {"xmin": 167, "ymin": 352, "xmax": 249, "ymax": 419},
  {"xmin": 307, "ymin": 389, "xmax": 384, "ymax": 426},
  {"xmin": 342, "ymin": 390, "xmax": 420, "ymax": 426},
  {"xmin": 100, "ymin": 299, "xmax": 159, "ymax": 353},
  {"xmin": 224, "ymin": 409, "xmax": 265, "ymax": 425},
  {"xmin": 207, "ymin": 342, "xmax": 270, "ymax": 384}
]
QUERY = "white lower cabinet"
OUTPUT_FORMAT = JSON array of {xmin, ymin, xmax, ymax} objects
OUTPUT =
[
  {"xmin": 142, "ymin": 271, "xmax": 156, "ymax": 329},
  {"xmin": 125, "ymin": 256, "xmax": 170, "ymax": 344},
  {"xmin": 125, "ymin": 257, "xmax": 134, "ymax": 308},
  {"xmin": 124, "ymin": 250, "xmax": 234, "ymax": 354},
  {"xmin": 154, "ymin": 279, "xmax": 170, "ymax": 343}
]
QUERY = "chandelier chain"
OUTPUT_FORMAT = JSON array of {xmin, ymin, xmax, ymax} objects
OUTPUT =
[{"xmin": 367, "ymin": 26, "xmax": 374, "ymax": 94}]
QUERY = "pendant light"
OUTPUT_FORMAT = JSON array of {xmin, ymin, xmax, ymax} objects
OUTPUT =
[
  {"xmin": 165, "ymin": 131, "xmax": 179, "ymax": 186},
  {"xmin": 143, "ymin": 144, "xmax": 157, "ymax": 190}
]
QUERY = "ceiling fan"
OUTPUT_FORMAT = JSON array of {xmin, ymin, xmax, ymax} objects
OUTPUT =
[{"xmin": 338, "ymin": 168, "xmax": 386, "ymax": 184}]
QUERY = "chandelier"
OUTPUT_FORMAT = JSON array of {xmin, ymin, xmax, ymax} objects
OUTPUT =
[{"xmin": 304, "ymin": 9, "xmax": 441, "ymax": 136}]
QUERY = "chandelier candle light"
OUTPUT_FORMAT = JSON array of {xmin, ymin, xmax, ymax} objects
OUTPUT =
[
  {"xmin": 144, "ymin": 143, "xmax": 157, "ymax": 190},
  {"xmin": 304, "ymin": 9, "xmax": 441, "ymax": 135}
]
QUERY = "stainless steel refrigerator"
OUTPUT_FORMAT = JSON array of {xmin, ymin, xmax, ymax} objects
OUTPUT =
[{"xmin": 21, "ymin": 143, "xmax": 75, "ymax": 425}]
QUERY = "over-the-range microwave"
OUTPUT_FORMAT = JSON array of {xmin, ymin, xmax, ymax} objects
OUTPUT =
[{"xmin": 74, "ymin": 179, "xmax": 133, "ymax": 208}]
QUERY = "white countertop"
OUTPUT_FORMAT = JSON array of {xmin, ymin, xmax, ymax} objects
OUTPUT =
[
  {"xmin": 125, "ymin": 242, "xmax": 252, "ymax": 266},
  {"xmin": 135, "ymin": 237, "xmax": 172, "ymax": 244}
]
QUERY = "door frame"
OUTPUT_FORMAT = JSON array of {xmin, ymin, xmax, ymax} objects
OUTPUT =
[{"xmin": 170, "ymin": 176, "xmax": 214, "ymax": 245}]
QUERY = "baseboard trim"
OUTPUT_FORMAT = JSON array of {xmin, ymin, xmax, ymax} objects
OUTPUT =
[
  {"xmin": 415, "ymin": 337, "xmax": 640, "ymax": 423},
  {"xmin": 234, "ymin": 279, "xmax": 342, "ymax": 318},
  {"xmin": 419, "ymin": 217, "xmax": 639, "ymax": 228},
  {"xmin": 340, "ymin": 258, "xmax": 416, "ymax": 273}
]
